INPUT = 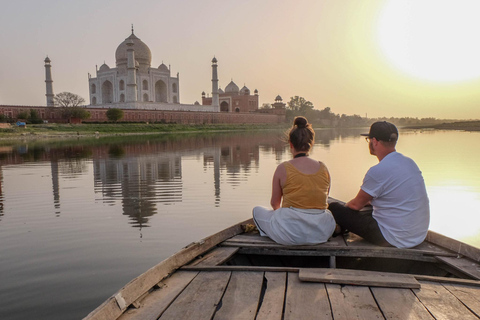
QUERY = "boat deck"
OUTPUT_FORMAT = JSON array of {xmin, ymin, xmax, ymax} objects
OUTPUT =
[{"xmin": 112, "ymin": 231, "xmax": 480, "ymax": 320}]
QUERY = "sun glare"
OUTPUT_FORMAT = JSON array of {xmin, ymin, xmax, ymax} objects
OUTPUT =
[{"xmin": 377, "ymin": 0, "xmax": 480, "ymax": 82}]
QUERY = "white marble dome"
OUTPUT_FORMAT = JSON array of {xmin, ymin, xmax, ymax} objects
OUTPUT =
[
  {"xmin": 99, "ymin": 63, "xmax": 110, "ymax": 72},
  {"xmin": 115, "ymin": 32, "xmax": 152, "ymax": 68}
]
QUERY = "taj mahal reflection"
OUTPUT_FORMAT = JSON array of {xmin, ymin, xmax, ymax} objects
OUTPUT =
[{"xmin": 0, "ymin": 130, "xmax": 345, "ymax": 227}]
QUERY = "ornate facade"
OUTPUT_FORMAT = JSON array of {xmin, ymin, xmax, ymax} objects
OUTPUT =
[{"xmin": 88, "ymin": 28, "xmax": 180, "ymax": 107}]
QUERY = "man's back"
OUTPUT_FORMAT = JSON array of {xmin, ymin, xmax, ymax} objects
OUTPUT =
[{"xmin": 362, "ymin": 152, "xmax": 430, "ymax": 248}]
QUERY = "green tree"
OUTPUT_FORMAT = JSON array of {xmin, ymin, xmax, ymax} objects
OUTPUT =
[
  {"xmin": 62, "ymin": 107, "xmax": 91, "ymax": 121},
  {"xmin": 106, "ymin": 108, "xmax": 124, "ymax": 122},
  {"xmin": 260, "ymin": 103, "xmax": 272, "ymax": 109},
  {"xmin": 17, "ymin": 111, "xmax": 29, "ymax": 120},
  {"xmin": 29, "ymin": 109, "xmax": 43, "ymax": 124},
  {"xmin": 287, "ymin": 96, "xmax": 314, "ymax": 113}
]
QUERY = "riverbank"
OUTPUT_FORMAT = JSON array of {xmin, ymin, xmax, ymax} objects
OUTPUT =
[
  {"xmin": 405, "ymin": 120, "xmax": 480, "ymax": 131},
  {"xmin": 0, "ymin": 122, "xmax": 290, "ymax": 140}
]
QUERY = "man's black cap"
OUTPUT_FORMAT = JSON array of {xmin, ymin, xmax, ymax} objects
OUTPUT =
[{"xmin": 361, "ymin": 121, "xmax": 398, "ymax": 142}]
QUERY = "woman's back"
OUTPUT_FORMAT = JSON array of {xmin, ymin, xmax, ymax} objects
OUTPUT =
[{"xmin": 281, "ymin": 159, "xmax": 330, "ymax": 209}]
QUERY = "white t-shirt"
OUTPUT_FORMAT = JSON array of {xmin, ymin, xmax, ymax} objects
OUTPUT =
[{"xmin": 361, "ymin": 151, "xmax": 430, "ymax": 248}]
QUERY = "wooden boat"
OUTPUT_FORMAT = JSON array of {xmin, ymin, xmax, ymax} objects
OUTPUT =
[{"xmin": 84, "ymin": 218, "xmax": 480, "ymax": 320}]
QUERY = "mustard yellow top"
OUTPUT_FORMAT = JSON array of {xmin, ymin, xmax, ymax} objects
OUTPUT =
[{"xmin": 281, "ymin": 161, "xmax": 330, "ymax": 209}]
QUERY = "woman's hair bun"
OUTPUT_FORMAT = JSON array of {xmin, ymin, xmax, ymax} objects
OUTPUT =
[{"xmin": 294, "ymin": 116, "xmax": 308, "ymax": 128}]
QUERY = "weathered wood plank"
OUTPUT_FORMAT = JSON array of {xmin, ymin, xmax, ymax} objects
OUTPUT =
[
  {"xmin": 227, "ymin": 234, "xmax": 276, "ymax": 244},
  {"xmin": 232, "ymin": 248, "xmax": 440, "ymax": 264},
  {"xmin": 371, "ymin": 287, "xmax": 434, "ymax": 319},
  {"xmin": 326, "ymin": 284, "xmax": 383, "ymax": 319},
  {"xmin": 189, "ymin": 247, "xmax": 239, "ymax": 267},
  {"xmin": 443, "ymin": 283, "xmax": 480, "ymax": 317},
  {"xmin": 414, "ymin": 240, "xmax": 455, "ymax": 255},
  {"xmin": 213, "ymin": 271, "xmax": 263, "ymax": 320},
  {"xmin": 84, "ymin": 219, "xmax": 251, "ymax": 320},
  {"xmin": 427, "ymin": 230, "xmax": 480, "ymax": 262},
  {"xmin": 182, "ymin": 265, "xmax": 299, "ymax": 272},
  {"xmin": 159, "ymin": 271, "xmax": 231, "ymax": 320},
  {"xmin": 299, "ymin": 268, "xmax": 420, "ymax": 289},
  {"xmin": 327, "ymin": 234, "xmax": 348, "ymax": 246},
  {"xmin": 223, "ymin": 240, "xmax": 345, "ymax": 249},
  {"xmin": 227, "ymin": 233, "xmax": 347, "ymax": 246},
  {"xmin": 414, "ymin": 281, "xmax": 479, "ymax": 320},
  {"xmin": 344, "ymin": 232, "xmax": 378, "ymax": 247},
  {"xmin": 435, "ymin": 255, "xmax": 480, "ymax": 280},
  {"xmin": 414, "ymin": 275, "xmax": 480, "ymax": 287},
  {"xmin": 119, "ymin": 271, "xmax": 198, "ymax": 320},
  {"xmin": 284, "ymin": 272, "xmax": 332, "ymax": 320},
  {"xmin": 256, "ymin": 272, "xmax": 286, "ymax": 320}
]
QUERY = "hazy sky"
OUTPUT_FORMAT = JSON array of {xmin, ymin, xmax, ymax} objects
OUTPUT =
[{"xmin": 1, "ymin": 0, "xmax": 480, "ymax": 119}]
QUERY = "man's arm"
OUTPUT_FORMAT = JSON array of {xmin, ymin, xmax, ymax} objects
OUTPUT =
[{"xmin": 346, "ymin": 189, "xmax": 373, "ymax": 211}]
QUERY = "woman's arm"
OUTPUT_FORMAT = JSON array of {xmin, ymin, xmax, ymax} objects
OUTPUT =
[{"xmin": 270, "ymin": 163, "xmax": 286, "ymax": 210}]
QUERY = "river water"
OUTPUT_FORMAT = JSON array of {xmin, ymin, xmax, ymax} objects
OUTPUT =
[{"xmin": 0, "ymin": 128, "xmax": 479, "ymax": 319}]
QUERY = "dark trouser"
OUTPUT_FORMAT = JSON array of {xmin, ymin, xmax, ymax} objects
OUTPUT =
[{"xmin": 328, "ymin": 202, "xmax": 391, "ymax": 247}]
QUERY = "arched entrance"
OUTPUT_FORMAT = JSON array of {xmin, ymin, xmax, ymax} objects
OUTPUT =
[
  {"xmin": 155, "ymin": 80, "xmax": 167, "ymax": 102},
  {"xmin": 220, "ymin": 101, "xmax": 229, "ymax": 112},
  {"xmin": 102, "ymin": 80, "xmax": 113, "ymax": 103}
]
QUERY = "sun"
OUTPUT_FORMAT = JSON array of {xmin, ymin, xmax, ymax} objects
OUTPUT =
[{"xmin": 377, "ymin": 0, "xmax": 480, "ymax": 83}]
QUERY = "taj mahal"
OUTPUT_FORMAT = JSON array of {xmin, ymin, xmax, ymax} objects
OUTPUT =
[
  {"xmin": 0, "ymin": 28, "xmax": 285, "ymax": 124},
  {"xmin": 77, "ymin": 28, "xmax": 263, "ymax": 114}
]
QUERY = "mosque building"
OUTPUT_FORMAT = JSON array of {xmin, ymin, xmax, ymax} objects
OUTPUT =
[{"xmin": 201, "ymin": 79, "xmax": 259, "ymax": 113}]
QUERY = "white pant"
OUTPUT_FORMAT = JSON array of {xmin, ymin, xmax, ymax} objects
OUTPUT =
[{"xmin": 252, "ymin": 206, "xmax": 336, "ymax": 245}]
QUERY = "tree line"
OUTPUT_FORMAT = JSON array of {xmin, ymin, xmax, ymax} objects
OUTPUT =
[
  {"xmin": 4, "ymin": 91, "xmax": 449, "ymax": 126},
  {"xmin": 276, "ymin": 96, "xmax": 447, "ymax": 127}
]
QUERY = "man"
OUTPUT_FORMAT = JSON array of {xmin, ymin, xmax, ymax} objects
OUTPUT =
[{"xmin": 329, "ymin": 121, "xmax": 430, "ymax": 248}]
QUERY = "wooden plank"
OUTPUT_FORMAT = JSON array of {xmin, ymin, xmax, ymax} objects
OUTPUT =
[
  {"xmin": 256, "ymin": 272, "xmax": 286, "ymax": 320},
  {"xmin": 119, "ymin": 271, "xmax": 198, "ymax": 320},
  {"xmin": 84, "ymin": 218, "xmax": 251, "ymax": 320},
  {"xmin": 213, "ymin": 271, "xmax": 264, "ymax": 320},
  {"xmin": 159, "ymin": 271, "xmax": 231, "ymax": 320},
  {"xmin": 435, "ymin": 256, "xmax": 480, "ymax": 280},
  {"xmin": 414, "ymin": 275, "xmax": 480, "ymax": 287},
  {"xmin": 326, "ymin": 284, "xmax": 383, "ymax": 319},
  {"xmin": 284, "ymin": 272, "xmax": 332, "ymax": 320},
  {"xmin": 182, "ymin": 265, "xmax": 299, "ymax": 272},
  {"xmin": 223, "ymin": 240, "xmax": 344, "ymax": 249},
  {"xmin": 236, "ymin": 247, "xmax": 439, "ymax": 263},
  {"xmin": 443, "ymin": 283, "xmax": 480, "ymax": 317},
  {"xmin": 414, "ymin": 240, "xmax": 456, "ymax": 255},
  {"xmin": 371, "ymin": 287, "xmax": 434, "ymax": 319},
  {"xmin": 227, "ymin": 233, "xmax": 347, "ymax": 246},
  {"xmin": 189, "ymin": 247, "xmax": 239, "ymax": 267},
  {"xmin": 327, "ymin": 234, "xmax": 347, "ymax": 246},
  {"xmin": 222, "ymin": 242, "xmax": 454, "ymax": 257},
  {"xmin": 344, "ymin": 232, "xmax": 378, "ymax": 248},
  {"xmin": 227, "ymin": 234, "xmax": 276, "ymax": 244},
  {"xmin": 427, "ymin": 230, "xmax": 480, "ymax": 262},
  {"xmin": 413, "ymin": 281, "xmax": 479, "ymax": 320},
  {"xmin": 299, "ymin": 268, "xmax": 420, "ymax": 289}
]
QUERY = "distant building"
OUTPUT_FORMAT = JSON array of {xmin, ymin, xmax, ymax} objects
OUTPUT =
[
  {"xmin": 0, "ymin": 28, "xmax": 286, "ymax": 124},
  {"xmin": 88, "ymin": 27, "xmax": 181, "ymax": 108},
  {"xmin": 201, "ymin": 80, "xmax": 259, "ymax": 113}
]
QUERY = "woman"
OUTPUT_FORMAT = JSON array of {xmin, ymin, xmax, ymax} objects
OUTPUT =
[{"xmin": 252, "ymin": 116, "xmax": 336, "ymax": 245}]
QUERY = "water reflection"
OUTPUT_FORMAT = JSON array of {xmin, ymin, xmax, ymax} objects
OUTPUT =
[
  {"xmin": 0, "ymin": 128, "xmax": 388, "ymax": 227},
  {"xmin": 93, "ymin": 155, "xmax": 182, "ymax": 227}
]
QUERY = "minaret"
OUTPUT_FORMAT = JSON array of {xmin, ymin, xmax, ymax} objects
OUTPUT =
[
  {"xmin": 44, "ymin": 56, "xmax": 54, "ymax": 106},
  {"xmin": 126, "ymin": 40, "xmax": 137, "ymax": 102},
  {"xmin": 211, "ymin": 57, "xmax": 220, "ymax": 112}
]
